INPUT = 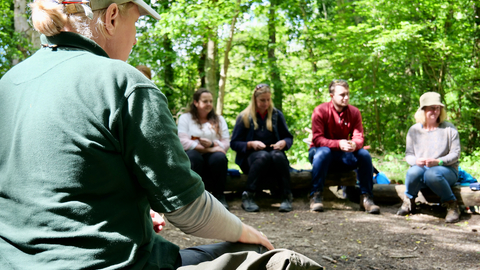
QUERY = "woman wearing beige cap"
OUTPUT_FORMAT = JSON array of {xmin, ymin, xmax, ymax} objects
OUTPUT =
[
  {"xmin": 0, "ymin": 0, "xmax": 322, "ymax": 269},
  {"xmin": 397, "ymin": 92, "xmax": 461, "ymax": 223}
]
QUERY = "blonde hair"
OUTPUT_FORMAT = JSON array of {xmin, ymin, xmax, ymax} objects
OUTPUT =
[
  {"xmin": 414, "ymin": 107, "xmax": 447, "ymax": 125},
  {"xmin": 29, "ymin": 0, "xmax": 134, "ymax": 39},
  {"xmin": 136, "ymin": 65, "xmax": 152, "ymax": 79},
  {"xmin": 240, "ymin": 84, "xmax": 274, "ymax": 131}
]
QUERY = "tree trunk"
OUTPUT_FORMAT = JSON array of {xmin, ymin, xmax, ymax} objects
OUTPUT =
[
  {"xmin": 216, "ymin": 0, "xmax": 241, "ymax": 115},
  {"xmin": 372, "ymin": 55, "xmax": 382, "ymax": 149},
  {"xmin": 162, "ymin": 34, "xmax": 175, "ymax": 98},
  {"xmin": 299, "ymin": 1, "xmax": 317, "ymax": 74},
  {"xmin": 268, "ymin": 0, "xmax": 283, "ymax": 111},
  {"xmin": 205, "ymin": 37, "xmax": 218, "ymax": 105},
  {"xmin": 197, "ymin": 43, "xmax": 207, "ymax": 88},
  {"xmin": 13, "ymin": 0, "xmax": 40, "ymax": 65}
]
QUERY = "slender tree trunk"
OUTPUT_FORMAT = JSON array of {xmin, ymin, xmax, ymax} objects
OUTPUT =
[
  {"xmin": 13, "ymin": 0, "xmax": 40, "ymax": 65},
  {"xmin": 299, "ymin": 1, "xmax": 317, "ymax": 73},
  {"xmin": 160, "ymin": 0, "xmax": 175, "ymax": 98},
  {"xmin": 197, "ymin": 43, "xmax": 207, "ymax": 88},
  {"xmin": 216, "ymin": 0, "xmax": 241, "ymax": 115},
  {"xmin": 162, "ymin": 34, "xmax": 175, "ymax": 98},
  {"xmin": 268, "ymin": 0, "xmax": 283, "ymax": 111},
  {"xmin": 205, "ymin": 37, "xmax": 218, "ymax": 104},
  {"xmin": 372, "ymin": 55, "xmax": 382, "ymax": 149}
]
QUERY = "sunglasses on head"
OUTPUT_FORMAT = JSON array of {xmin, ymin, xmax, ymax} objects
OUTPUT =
[{"xmin": 255, "ymin": 84, "xmax": 269, "ymax": 91}]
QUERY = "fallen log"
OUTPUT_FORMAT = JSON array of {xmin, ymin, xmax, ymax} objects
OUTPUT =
[
  {"xmin": 372, "ymin": 184, "xmax": 480, "ymax": 206},
  {"xmin": 225, "ymin": 171, "xmax": 480, "ymax": 206}
]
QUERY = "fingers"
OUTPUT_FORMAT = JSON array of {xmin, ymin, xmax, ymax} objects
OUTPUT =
[
  {"xmin": 198, "ymin": 138, "xmax": 213, "ymax": 148},
  {"xmin": 272, "ymin": 140, "xmax": 286, "ymax": 150},
  {"xmin": 150, "ymin": 210, "xmax": 166, "ymax": 233},
  {"xmin": 238, "ymin": 224, "xmax": 274, "ymax": 250}
]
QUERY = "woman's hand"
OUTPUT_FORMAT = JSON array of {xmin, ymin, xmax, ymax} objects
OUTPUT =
[
  {"xmin": 248, "ymin": 141, "xmax": 266, "ymax": 151},
  {"xmin": 199, "ymin": 138, "xmax": 214, "ymax": 148},
  {"xmin": 425, "ymin": 158, "xmax": 441, "ymax": 167},
  {"xmin": 150, "ymin": 210, "xmax": 166, "ymax": 233},
  {"xmin": 237, "ymin": 224, "xmax": 274, "ymax": 250},
  {"xmin": 272, "ymin": 140, "xmax": 286, "ymax": 150},
  {"xmin": 208, "ymin": 146, "xmax": 226, "ymax": 154},
  {"xmin": 416, "ymin": 158, "xmax": 426, "ymax": 167}
]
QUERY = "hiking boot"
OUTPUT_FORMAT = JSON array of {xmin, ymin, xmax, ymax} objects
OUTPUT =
[
  {"xmin": 396, "ymin": 196, "xmax": 416, "ymax": 216},
  {"xmin": 443, "ymin": 200, "xmax": 460, "ymax": 223},
  {"xmin": 359, "ymin": 193, "xmax": 380, "ymax": 214},
  {"xmin": 279, "ymin": 193, "xmax": 293, "ymax": 212},
  {"xmin": 310, "ymin": 191, "xmax": 324, "ymax": 212},
  {"xmin": 215, "ymin": 193, "xmax": 229, "ymax": 210},
  {"xmin": 241, "ymin": 191, "xmax": 259, "ymax": 212}
]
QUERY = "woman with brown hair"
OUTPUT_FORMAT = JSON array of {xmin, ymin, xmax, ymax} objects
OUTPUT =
[
  {"xmin": 231, "ymin": 84, "xmax": 294, "ymax": 212},
  {"xmin": 178, "ymin": 88, "xmax": 230, "ymax": 209}
]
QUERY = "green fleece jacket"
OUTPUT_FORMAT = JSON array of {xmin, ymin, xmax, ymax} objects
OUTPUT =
[{"xmin": 0, "ymin": 32, "xmax": 204, "ymax": 269}]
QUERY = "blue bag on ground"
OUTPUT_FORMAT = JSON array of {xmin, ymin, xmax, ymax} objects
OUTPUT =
[
  {"xmin": 373, "ymin": 172, "xmax": 390, "ymax": 184},
  {"xmin": 457, "ymin": 166, "xmax": 477, "ymax": 186}
]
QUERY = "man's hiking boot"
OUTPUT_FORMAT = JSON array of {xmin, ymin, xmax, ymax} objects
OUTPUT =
[
  {"xmin": 396, "ymin": 196, "xmax": 416, "ymax": 216},
  {"xmin": 310, "ymin": 191, "xmax": 324, "ymax": 212},
  {"xmin": 214, "ymin": 193, "xmax": 229, "ymax": 210},
  {"xmin": 359, "ymin": 193, "xmax": 380, "ymax": 214},
  {"xmin": 242, "ymin": 191, "xmax": 259, "ymax": 212},
  {"xmin": 279, "ymin": 193, "xmax": 293, "ymax": 212},
  {"xmin": 443, "ymin": 200, "xmax": 460, "ymax": 223}
]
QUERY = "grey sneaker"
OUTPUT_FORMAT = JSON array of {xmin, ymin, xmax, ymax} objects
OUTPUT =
[
  {"xmin": 310, "ymin": 191, "xmax": 324, "ymax": 212},
  {"xmin": 279, "ymin": 193, "xmax": 293, "ymax": 212},
  {"xmin": 241, "ymin": 191, "xmax": 259, "ymax": 212}
]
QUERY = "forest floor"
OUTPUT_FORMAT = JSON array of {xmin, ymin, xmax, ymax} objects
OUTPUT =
[{"xmin": 160, "ymin": 188, "xmax": 480, "ymax": 270}]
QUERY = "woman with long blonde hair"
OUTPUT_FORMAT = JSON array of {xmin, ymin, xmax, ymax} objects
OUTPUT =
[{"xmin": 231, "ymin": 84, "xmax": 294, "ymax": 212}]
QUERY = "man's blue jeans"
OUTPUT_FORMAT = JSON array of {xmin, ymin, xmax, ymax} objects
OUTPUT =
[
  {"xmin": 405, "ymin": 165, "xmax": 458, "ymax": 202},
  {"xmin": 309, "ymin": 147, "xmax": 373, "ymax": 196}
]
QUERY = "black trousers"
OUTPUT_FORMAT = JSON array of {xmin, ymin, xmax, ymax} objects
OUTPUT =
[
  {"xmin": 241, "ymin": 150, "xmax": 292, "ymax": 197},
  {"xmin": 186, "ymin": 150, "xmax": 227, "ymax": 195},
  {"xmin": 178, "ymin": 242, "xmax": 266, "ymax": 267}
]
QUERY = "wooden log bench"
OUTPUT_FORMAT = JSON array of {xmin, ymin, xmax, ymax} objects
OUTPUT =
[{"xmin": 225, "ymin": 171, "xmax": 480, "ymax": 206}]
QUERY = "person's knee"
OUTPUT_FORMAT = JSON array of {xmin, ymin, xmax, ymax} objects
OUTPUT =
[
  {"xmin": 252, "ymin": 151, "xmax": 273, "ymax": 165},
  {"xmin": 186, "ymin": 150, "xmax": 203, "ymax": 167},
  {"xmin": 423, "ymin": 168, "xmax": 445, "ymax": 184},
  {"xmin": 210, "ymin": 152, "xmax": 228, "ymax": 166},
  {"xmin": 356, "ymin": 149, "xmax": 372, "ymax": 163},
  {"xmin": 271, "ymin": 150, "xmax": 287, "ymax": 163},
  {"xmin": 406, "ymin": 166, "xmax": 424, "ymax": 180},
  {"xmin": 313, "ymin": 147, "xmax": 331, "ymax": 161}
]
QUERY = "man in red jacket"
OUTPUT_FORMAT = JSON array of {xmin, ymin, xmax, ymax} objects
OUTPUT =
[{"xmin": 308, "ymin": 79, "xmax": 380, "ymax": 214}]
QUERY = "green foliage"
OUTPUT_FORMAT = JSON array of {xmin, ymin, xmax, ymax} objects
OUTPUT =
[
  {"xmin": 3, "ymin": 0, "xmax": 479, "ymax": 168},
  {"xmin": 0, "ymin": 0, "xmax": 30, "ymax": 77}
]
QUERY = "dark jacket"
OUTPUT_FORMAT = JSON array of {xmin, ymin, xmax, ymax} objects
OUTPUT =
[{"xmin": 230, "ymin": 108, "xmax": 293, "ymax": 168}]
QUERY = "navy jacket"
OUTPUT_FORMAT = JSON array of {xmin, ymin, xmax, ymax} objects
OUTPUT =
[{"xmin": 230, "ymin": 108, "xmax": 293, "ymax": 169}]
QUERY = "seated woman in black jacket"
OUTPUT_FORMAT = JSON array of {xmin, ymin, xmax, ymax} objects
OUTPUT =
[{"xmin": 231, "ymin": 84, "xmax": 294, "ymax": 212}]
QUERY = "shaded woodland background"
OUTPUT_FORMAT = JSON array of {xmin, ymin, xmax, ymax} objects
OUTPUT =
[{"xmin": 2, "ymin": 0, "xmax": 480, "ymax": 170}]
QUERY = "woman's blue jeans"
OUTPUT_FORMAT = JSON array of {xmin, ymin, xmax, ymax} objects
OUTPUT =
[
  {"xmin": 309, "ymin": 147, "xmax": 373, "ymax": 196},
  {"xmin": 405, "ymin": 165, "xmax": 458, "ymax": 202}
]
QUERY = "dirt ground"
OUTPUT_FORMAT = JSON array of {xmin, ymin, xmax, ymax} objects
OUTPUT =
[{"xmin": 160, "ymin": 188, "xmax": 480, "ymax": 270}]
